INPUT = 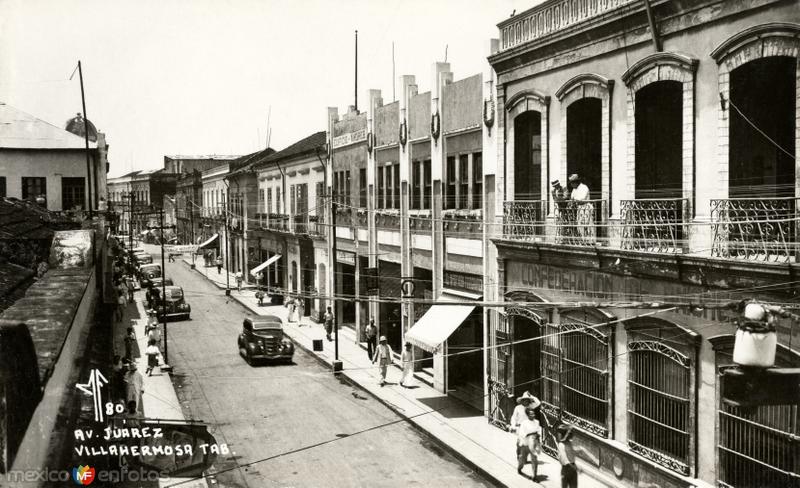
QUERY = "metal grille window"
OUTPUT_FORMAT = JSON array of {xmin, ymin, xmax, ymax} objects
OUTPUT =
[
  {"xmin": 627, "ymin": 321, "xmax": 696, "ymax": 476},
  {"xmin": 21, "ymin": 177, "xmax": 46, "ymax": 205},
  {"xmin": 712, "ymin": 338, "xmax": 800, "ymax": 488},
  {"xmin": 540, "ymin": 311, "xmax": 612, "ymax": 440}
]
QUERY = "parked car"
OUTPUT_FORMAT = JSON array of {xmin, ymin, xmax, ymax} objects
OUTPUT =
[
  {"xmin": 155, "ymin": 286, "xmax": 191, "ymax": 321},
  {"xmin": 149, "ymin": 277, "xmax": 174, "ymax": 289},
  {"xmin": 138, "ymin": 263, "xmax": 162, "ymax": 288},
  {"xmin": 237, "ymin": 316, "xmax": 294, "ymax": 365}
]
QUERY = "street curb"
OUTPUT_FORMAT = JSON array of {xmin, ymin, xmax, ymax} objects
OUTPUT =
[{"xmin": 181, "ymin": 260, "xmax": 506, "ymax": 488}]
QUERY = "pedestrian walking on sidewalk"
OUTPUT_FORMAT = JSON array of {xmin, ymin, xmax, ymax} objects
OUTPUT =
[
  {"xmin": 373, "ymin": 336, "xmax": 393, "ymax": 386},
  {"xmin": 168, "ymin": 252, "xmax": 175, "ymax": 263},
  {"xmin": 216, "ymin": 256, "xmax": 223, "ymax": 274},
  {"xmin": 400, "ymin": 342, "xmax": 414, "ymax": 387},
  {"xmin": 124, "ymin": 327, "xmax": 136, "ymax": 360},
  {"xmin": 145, "ymin": 339, "xmax": 161, "ymax": 376},
  {"xmin": 555, "ymin": 423, "xmax": 589, "ymax": 488},
  {"xmin": 112, "ymin": 355, "xmax": 125, "ymax": 404},
  {"xmin": 125, "ymin": 276, "xmax": 135, "ymax": 302},
  {"xmin": 365, "ymin": 318, "xmax": 378, "ymax": 361},
  {"xmin": 324, "ymin": 307, "xmax": 334, "ymax": 341},
  {"xmin": 235, "ymin": 270, "xmax": 243, "ymax": 291},
  {"xmin": 287, "ymin": 297, "xmax": 297, "ymax": 322},
  {"xmin": 123, "ymin": 361, "xmax": 144, "ymax": 414},
  {"xmin": 517, "ymin": 407, "xmax": 542, "ymax": 481},
  {"xmin": 297, "ymin": 298, "xmax": 304, "ymax": 320},
  {"xmin": 115, "ymin": 290, "xmax": 126, "ymax": 322}
]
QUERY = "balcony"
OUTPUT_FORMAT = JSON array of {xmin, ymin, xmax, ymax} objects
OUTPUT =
[
  {"xmin": 621, "ymin": 199, "xmax": 689, "ymax": 253},
  {"xmin": 267, "ymin": 213, "xmax": 290, "ymax": 232},
  {"xmin": 711, "ymin": 197, "xmax": 799, "ymax": 263},
  {"xmin": 443, "ymin": 210, "xmax": 483, "ymax": 239},
  {"xmin": 335, "ymin": 207, "xmax": 353, "ymax": 227},
  {"xmin": 503, "ymin": 201, "xmax": 546, "ymax": 240},
  {"xmin": 498, "ymin": 0, "xmax": 636, "ymax": 53},
  {"xmin": 376, "ymin": 210, "xmax": 401, "ymax": 230},
  {"xmin": 308, "ymin": 215, "xmax": 325, "ymax": 237},
  {"xmin": 553, "ymin": 199, "xmax": 608, "ymax": 246}
]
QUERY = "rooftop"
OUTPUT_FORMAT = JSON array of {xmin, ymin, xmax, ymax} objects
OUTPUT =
[
  {"xmin": 0, "ymin": 102, "xmax": 98, "ymax": 150},
  {"xmin": 256, "ymin": 131, "xmax": 326, "ymax": 169}
]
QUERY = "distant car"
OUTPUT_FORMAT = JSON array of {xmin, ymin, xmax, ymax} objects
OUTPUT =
[
  {"xmin": 138, "ymin": 264, "xmax": 162, "ymax": 288},
  {"xmin": 155, "ymin": 286, "xmax": 191, "ymax": 321},
  {"xmin": 134, "ymin": 252, "xmax": 153, "ymax": 266},
  {"xmin": 149, "ymin": 277, "xmax": 174, "ymax": 289},
  {"xmin": 237, "ymin": 316, "xmax": 294, "ymax": 365}
]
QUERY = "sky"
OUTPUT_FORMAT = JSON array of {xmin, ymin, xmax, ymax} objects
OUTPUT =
[{"xmin": 0, "ymin": 0, "xmax": 536, "ymax": 177}]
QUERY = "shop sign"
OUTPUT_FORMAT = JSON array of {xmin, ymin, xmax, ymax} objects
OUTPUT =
[
  {"xmin": 337, "ymin": 250, "xmax": 356, "ymax": 266},
  {"xmin": 333, "ymin": 129, "xmax": 367, "ymax": 149}
]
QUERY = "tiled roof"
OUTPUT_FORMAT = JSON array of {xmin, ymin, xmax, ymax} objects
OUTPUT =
[
  {"xmin": 228, "ymin": 147, "xmax": 277, "ymax": 176},
  {"xmin": 0, "ymin": 198, "xmax": 76, "ymax": 239},
  {"xmin": 0, "ymin": 102, "xmax": 97, "ymax": 150},
  {"xmin": 254, "ymin": 131, "xmax": 326, "ymax": 170}
]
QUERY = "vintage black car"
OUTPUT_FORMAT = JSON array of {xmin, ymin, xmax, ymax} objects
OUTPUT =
[
  {"xmin": 138, "ymin": 263, "xmax": 162, "ymax": 288},
  {"xmin": 237, "ymin": 316, "xmax": 294, "ymax": 365},
  {"xmin": 155, "ymin": 286, "xmax": 191, "ymax": 321},
  {"xmin": 134, "ymin": 251, "xmax": 153, "ymax": 266},
  {"xmin": 149, "ymin": 277, "xmax": 174, "ymax": 289}
]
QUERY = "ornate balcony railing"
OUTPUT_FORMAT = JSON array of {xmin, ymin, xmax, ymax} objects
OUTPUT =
[
  {"xmin": 498, "ymin": 0, "xmax": 636, "ymax": 53},
  {"xmin": 711, "ymin": 197, "xmax": 799, "ymax": 263},
  {"xmin": 267, "ymin": 213, "xmax": 289, "ymax": 232},
  {"xmin": 376, "ymin": 210, "xmax": 401, "ymax": 230},
  {"xmin": 308, "ymin": 215, "xmax": 325, "ymax": 237},
  {"xmin": 335, "ymin": 207, "xmax": 352, "ymax": 227},
  {"xmin": 443, "ymin": 211, "xmax": 483, "ymax": 239},
  {"xmin": 620, "ymin": 198, "xmax": 689, "ymax": 253},
  {"xmin": 553, "ymin": 199, "xmax": 607, "ymax": 246},
  {"xmin": 503, "ymin": 201, "xmax": 546, "ymax": 240},
  {"xmin": 410, "ymin": 212, "xmax": 433, "ymax": 232}
]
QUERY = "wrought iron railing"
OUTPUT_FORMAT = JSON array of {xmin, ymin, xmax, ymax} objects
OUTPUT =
[
  {"xmin": 620, "ymin": 199, "xmax": 689, "ymax": 253},
  {"xmin": 307, "ymin": 215, "xmax": 324, "ymax": 237},
  {"xmin": 503, "ymin": 200, "xmax": 546, "ymax": 240},
  {"xmin": 335, "ymin": 207, "xmax": 352, "ymax": 227},
  {"xmin": 553, "ymin": 199, "xmax": 607, "ymax": 246},
  {"xmin": 711, "ymin": 197, "xmax": 798, "ymax": 263},
  {"xmin": 498, "ymin": 0, "xmax": 636, "ymax": 52},
  {"xmin": 267, "ymin": 213, "xmax": 289, "ymax": 232},
  {"xmin": 292, "ymin": 215, "xmax": 307, "ymax": 235}
]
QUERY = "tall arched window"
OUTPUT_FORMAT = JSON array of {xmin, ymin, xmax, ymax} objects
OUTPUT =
[{"xmin": 625, "ymin": 317, "xmax": 699, "ymax": 476}]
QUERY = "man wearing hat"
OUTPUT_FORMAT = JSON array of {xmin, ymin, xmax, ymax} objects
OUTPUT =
[
  {"xmin": 568, "ymin": 173, "xmax": 593, "ymax": 243},
  {"xmin": 555, "ymin": 423, "xmax": 590, "ymax": 488},
  {"xmin": 372, "ymin": 336, "xmax": 393, "ymax": 386}
]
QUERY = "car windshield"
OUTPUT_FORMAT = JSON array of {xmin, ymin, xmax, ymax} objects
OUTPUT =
[{"xmin": 252, "ymin": 319, "xmax": 282, "ymax": 330}]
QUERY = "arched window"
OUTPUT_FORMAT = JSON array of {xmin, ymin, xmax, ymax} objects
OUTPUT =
[
  {"xmin": 544, "ymin": 308, "xmax": 614, "ymax": 439},
  {"xmin": 625, "ymin": 317, "xmax": 699, "ymax": 476},
  {"xmin": 505, "ymin": 90, "xmax": 550, "ymax": 205},
  {"xmin": 709, "ymin": 335, "xmax": 800, "ymax": 488}
]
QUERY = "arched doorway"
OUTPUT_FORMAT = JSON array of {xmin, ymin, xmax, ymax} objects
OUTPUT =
[{"xmin": 566, "ymin": 98, "xmax": 602, "ymax": 199}]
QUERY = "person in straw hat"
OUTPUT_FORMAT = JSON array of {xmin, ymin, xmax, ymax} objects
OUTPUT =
[
  {"xmin": 555, "ymin": 422, "xmax": 591, "ymax": 488},
  {"xmin": 517, "ymin": 406, "xmax": 543, "ymax": 480},
  {"xmin": 372, "ymin": 336, "xmax": 393, "ymax": 386}
]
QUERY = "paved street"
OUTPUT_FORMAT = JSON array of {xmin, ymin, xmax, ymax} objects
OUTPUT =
[{"xmin": 160, "ymin": 258, "xmax": 494, "ymax": 488}]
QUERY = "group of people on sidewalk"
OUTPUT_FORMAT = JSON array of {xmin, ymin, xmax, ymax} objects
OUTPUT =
[
  {"xmin": 365, "ymin": 318, "xmax": 414, "ymax": 388},
  {"xmin": 510, "ymin": 391, "xmax": 588, "ymax": 487}
]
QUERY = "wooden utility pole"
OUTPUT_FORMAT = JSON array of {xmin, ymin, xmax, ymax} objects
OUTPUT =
[{"xmin": 77, "ymin": 61, "xmax": 94, "ymax": 218}]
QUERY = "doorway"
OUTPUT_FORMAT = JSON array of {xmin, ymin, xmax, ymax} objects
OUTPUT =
[
  {"xmin": 567, "ymin": 98, "xmax": 602, "ymax": 199},
  {"xmin": 730, "ymin": 57, "xmax": 796, "ymax": 198},
  {"xmin": 635, "ymin": 81, "xmax": 683, "ymax": 200},
  {"xmin": 512, "ymin": 314, "xmax": 541, "ymax": 399},
  {"xmin": 514, "ymin": 111, "xmax": 543, "ymax": 201}
]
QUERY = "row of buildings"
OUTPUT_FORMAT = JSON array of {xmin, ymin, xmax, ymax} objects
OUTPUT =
[{"xmin": 109, "ymin": 1, "xmax": 799, "ymax": 486}]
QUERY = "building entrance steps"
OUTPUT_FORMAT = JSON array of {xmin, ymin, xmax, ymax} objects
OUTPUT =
[{"xmin": 183, "ymin": 257, "xmax": 612, "ymax": 488}]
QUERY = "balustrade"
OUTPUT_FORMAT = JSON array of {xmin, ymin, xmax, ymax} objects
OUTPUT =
[
  {"xmin": 503, "ymin": 201, "xmax": 546, "ymax": 240},
  {"xmin": 553, "ymin": 199, "xmax": 607, "ymax": 246},
  {"xmin": 620, "ymin": 199, "xmax": 688, "ymax": 253},
  {"xmin": 498, "ymin": 0, "xmax": 635, "ymax": 52},
  {"xmin": 711, "ymin": 197, "xmax": 799, "ymax": 263}
]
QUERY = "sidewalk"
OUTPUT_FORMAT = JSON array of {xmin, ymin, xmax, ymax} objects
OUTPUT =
[
  {"xmin": 113, "ymin": 278, "xmax": 208, "ymax": 488},
  {"xmin": 183, "ymin": 257, "xmax": 611, "ymax": 488}
]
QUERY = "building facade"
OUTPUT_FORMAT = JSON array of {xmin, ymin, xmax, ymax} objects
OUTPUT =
[
  {"xmin": 485, "ymin": 1, "xmax": 800, "ymax": 487},
  {"xmin": 0, "ymin": 103, "xmax": 108, "ymax": 213}
]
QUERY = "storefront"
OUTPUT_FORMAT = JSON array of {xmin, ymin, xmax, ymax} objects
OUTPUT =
[
  {"xmin": 336, "ymin": 250, "xmax": 357, "ymax": 329},
  {"xmin": 492, "ymin": 252, "xmax": 800, "ymax": 488}
]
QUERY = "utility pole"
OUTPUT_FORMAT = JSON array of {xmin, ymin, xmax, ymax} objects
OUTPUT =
[
  {"xmin": 189, "ymin": 197, "xmax": 196, "ymax": 269},
  {"xmin": 224, "ymin": 201, "xmax": 231, "ymax": 296},
  {"xmin": 159, "ymin": 207, "xmax": 169, "ymax": 364},
  {"xmin": 329, "ymin": 138, "xmax": 342, "ymax": 373},
  {"xmin": 77, "ymin": 61, "xmax": 94, "ymax": 218}
]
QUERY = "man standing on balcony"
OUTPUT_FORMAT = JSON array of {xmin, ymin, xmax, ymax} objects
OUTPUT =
[{"xmin": 568, "ymin": 174, "xmax": 593, "ymax": 244}]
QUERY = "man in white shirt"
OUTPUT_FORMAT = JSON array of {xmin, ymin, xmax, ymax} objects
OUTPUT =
[{"xmin": 568, "ymin": 174, "xmax": 594, "ymax": 243}]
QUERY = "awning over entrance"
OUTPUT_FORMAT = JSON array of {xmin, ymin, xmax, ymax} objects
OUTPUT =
[
  {"xmin": 404, "ymin": 295, "xmax": 476, "ymax": 353},
  {"xmin": 250, "ymin": 254, "xmax": 281, "ymax": 276},
  {"xmin": 196, "ymin": 233, "xmax": 219, "ymax": 250}
]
